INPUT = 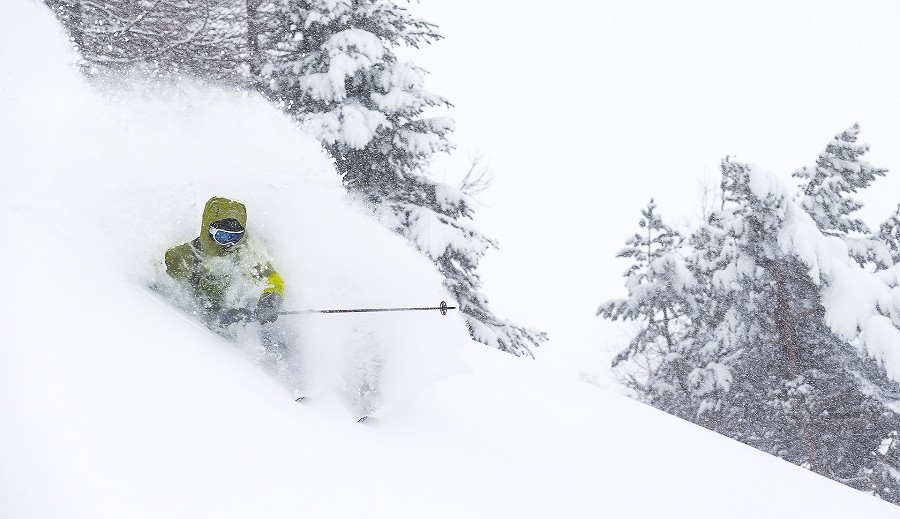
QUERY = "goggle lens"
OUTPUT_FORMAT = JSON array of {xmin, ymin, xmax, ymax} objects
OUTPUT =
[{"xmin": 210, "ymin": 227, "xmax": 244, "ymax": 246}]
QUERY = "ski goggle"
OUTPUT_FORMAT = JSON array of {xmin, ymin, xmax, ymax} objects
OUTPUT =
[{"xmin": 209, "ymin": 225, "xmax": 244, "ymax": 247}]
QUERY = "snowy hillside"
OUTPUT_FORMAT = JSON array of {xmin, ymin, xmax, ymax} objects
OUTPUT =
[{"xmin": 1, "ymin": 1, "xmax": 898, "ymax": 517}]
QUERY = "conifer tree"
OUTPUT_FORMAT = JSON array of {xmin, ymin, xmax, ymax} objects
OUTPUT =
[
  {"xmin": 601, "ymin": 158, "xmax": 900, "ymax": 503},
  {"xmin": 597, "ymin": 199, "xmax": 696, "ymax": 400},
  {"xmin": 687, "ymin": 159, "xmax": 900, "ymax": 493},
  {"xmin": 877, "ymin": 204, "xmax": 900, "ymax": 265},
  {"xmin": 794, "ymin": 123, "xmax": 890, "ymax": 268},
  {"xmin": 252, "ymin": 0, "xmax": 546, "ymax": 356}
]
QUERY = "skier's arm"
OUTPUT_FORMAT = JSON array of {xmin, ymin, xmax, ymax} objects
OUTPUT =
[
  {"xmin": 164, "ymin": 243, "xmax": 195, "ymax": 283},
  {"xmin": 256, "ymin": 266, "xmax": 284, "ymax": 323}
]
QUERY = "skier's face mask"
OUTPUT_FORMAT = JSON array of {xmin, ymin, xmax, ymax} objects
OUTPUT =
[{"xmin": 209, "ymin": 225, "xmax": 244, "ymax": 248}]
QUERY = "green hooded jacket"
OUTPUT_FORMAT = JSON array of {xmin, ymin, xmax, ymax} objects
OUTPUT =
[{"xmin": 165, "ymin": 197, "xmax": 284, "ymax": 315}]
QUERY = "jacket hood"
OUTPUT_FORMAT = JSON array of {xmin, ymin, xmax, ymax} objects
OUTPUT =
[{"xmin": 199, "ymin": 196, "xmax": 248, "ymax": 254}]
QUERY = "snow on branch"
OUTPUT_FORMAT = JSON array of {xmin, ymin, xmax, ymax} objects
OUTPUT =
[{"xmin": 749, "ymin": 165, "xmax": 900, "ymax": 382}]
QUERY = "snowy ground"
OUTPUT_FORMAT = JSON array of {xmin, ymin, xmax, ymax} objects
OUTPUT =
[{"xmin": 1, "ymin": 1, "xmax": 898, "ymax": 517}]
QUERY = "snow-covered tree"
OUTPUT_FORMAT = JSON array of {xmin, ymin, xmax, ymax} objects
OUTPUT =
[
  {"xmin": 597, "ymin": 200, "xmax": 696, "ymax": 398},
  {"xmin": 692, "ymin": 159, "xmax": 900, "ymax": 495},
  {"xmin": 252, "ymin": 0, "xmax": 545, "ymax": 356},
  {"xmin": 877, "ymin": 204, "xmax": 900, "ymax": 266},
  {"xmin": 794, "ymin": 123, "xmax": 890, "ymax": 268},
  {"xmin": 601, "ymin": 157, "xmax": 900, "ymax": 504},
  {"xmin": 45, "ymin": 0, "xmax": 245, "ymax": 81}
]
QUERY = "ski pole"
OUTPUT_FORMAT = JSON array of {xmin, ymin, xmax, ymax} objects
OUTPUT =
[{"xmin": 278, "ymin": 300, "xmax": 457, "ymax": 317}]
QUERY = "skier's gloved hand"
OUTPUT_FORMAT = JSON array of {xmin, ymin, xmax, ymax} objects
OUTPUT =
[{"xmin": 255, "ymin": 292, "xmax": 283, "ymax": 324}]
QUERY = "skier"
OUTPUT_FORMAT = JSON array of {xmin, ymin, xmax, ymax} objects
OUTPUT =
[{"xmin": 164, "ymin": 196, "xmax": 284, "ymax": 333}]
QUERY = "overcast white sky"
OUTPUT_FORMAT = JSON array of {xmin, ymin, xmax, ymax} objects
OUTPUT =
[{"xmin": 402, "ymin": 0, "xmax": 900, "ymax": 379}]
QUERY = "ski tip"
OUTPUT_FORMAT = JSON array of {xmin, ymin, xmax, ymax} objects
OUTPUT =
[
  {"xmin": 357, "ymin": 415, "xmax": 372, "ymax": 423},
  {"xmin": 294, "ymin": 396, "xmax": 308, "ymax": 402}
]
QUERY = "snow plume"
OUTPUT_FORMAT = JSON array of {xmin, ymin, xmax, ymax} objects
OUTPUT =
[
  {"xmin": 0, "ymin": 0, "xmax": 467, "ymax": 416},
  {"xmin": 747, "ymin": 165, "xmax": 900, "ymax": 382}
]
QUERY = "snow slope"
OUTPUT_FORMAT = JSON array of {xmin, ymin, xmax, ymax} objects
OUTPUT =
[{"xmin": 0, "ymin": 1, "xmax": 897, "ymax": 516}]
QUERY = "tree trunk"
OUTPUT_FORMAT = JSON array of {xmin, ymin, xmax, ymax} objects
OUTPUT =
[
  {"xmin": 245, "ymin": 0, "xmax": 261, "ymax": 81},
  {"xmin": 772, "ymin": 265, "xmax": 820, "ymax": 472}
]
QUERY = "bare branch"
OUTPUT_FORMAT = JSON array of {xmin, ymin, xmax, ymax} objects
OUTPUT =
[
  {"xmin": 458, "ymin": 151, "xmax": 492, "ymax": 198},
  {"xmin": 697, "ymin": 168, "xmax": 720, "ymax": 222}
]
